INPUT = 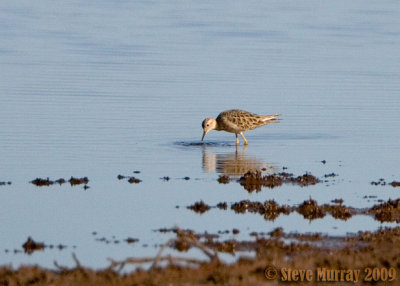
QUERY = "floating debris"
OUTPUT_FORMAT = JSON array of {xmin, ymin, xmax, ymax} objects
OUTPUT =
[
  {"xmin": 125, "ymin": 238, "xmax": 139, "ymax": 244},
  {"xmin": 154, "ymin": 228, "xmax": 174, "ymax": 233},
  {"xmin": 161, "ymin": 176, "xmax": 170, "ymax": 181},
  {"xmin": 211, "ymin": 199, "xmax": 355, "ymax": 222},
  {"xmin": 371, "ymin": 178, "xmax": 386, "ymax": 186},
  {"xmin": 391, "ymin": 181, "xmax": 400, "ymax": 187},
  {"xmin": 331, "ymin": 198, "xmax": 344, "ymax": 204},
  {"xmin": 69, "ymin": 177, "xmax": 89, "ymax": 186},
  {"xmin": 324, "ymin": 173, "xmax": 338, "ymax": 178},
  {"xmin": 128, "ymin": 177, "xmax": 142, "ymax": 184},
  {"xmin": 217, "ymin": 175, "xmax": 230, "ymax": 184},
  {"xmin": 118, "ymin": 174, "xmax": 142, "ymax": 184},
  {"xmin": 31, "ymin": 177, "xmax": 89, "ymax": 187},
  {"xmin": 57, "ymin": 244, "xmax": 67, "ymax": 251},
  {"xmin": 231, "ymin": 200, "xmax": 264, "ymax": 214},
  {"xmin": 0, "ymin": 181, "xmax": 12, "ymax": 186},
  {"xmin": 95, "ymin": 237, "xmax": 111, "ymax": 244},
  {"xmin": 371, "ymin": 178, "xmax": 400, "ymax": 188},
  {"xmin": 295, "ymin": 173, "xmax": 319, "ymax": 186},
  {"xmin": 216, "ymin": 202, "xmax": 227, "ymax": 210},
  {"xmin": 22, "ymin": 237, "xmax": 45, "ymax": 254},
  {"xmin": 55, "ymin": 178, "xmax": 66, "ymax": 185},
  {"xmin": 31, "ymin": 178, "xmax": 54, "ymax": 186},
  {"xmin": 187, "ymin": 201, "xmax": 210, "ymax": 214}
]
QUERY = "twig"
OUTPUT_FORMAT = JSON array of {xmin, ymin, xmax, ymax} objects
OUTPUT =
[
  {"xmin": 54, "ymin": 253, "xmax": 82, "ymax": 273},
  {"xmin": 185, "ymin": 236, "xmax": 217, "ymax": 260},
  {"xmin": 54, "ymin": 261, "xmax": 69, "ymax": 272},
  {"xmin": 108, "ymin": 256, "xmax": 205, "ymax": 270},
  {"xmin": 109, "ymin": 228, "xmax": 221, "ymax": 272},
  {"xmin": 72, "ymin": 252, "xmax": 82, "ymax": 268},
  {"xmin": 174, "ymin": 227, "xmax": 219, "ymax": 261},
  {"xmin": 151, "ymin": 238, "xmax": 174, "ymax": 269}
]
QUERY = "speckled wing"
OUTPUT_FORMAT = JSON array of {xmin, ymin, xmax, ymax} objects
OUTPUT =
[{"xmin": 216, "ymin": 110, "xmax": 268, "ymax": 133}]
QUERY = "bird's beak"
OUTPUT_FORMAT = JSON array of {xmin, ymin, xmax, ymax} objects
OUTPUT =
[{"xmin": 201, "ymin": 131, "xmax": 207, "ymax": 141}]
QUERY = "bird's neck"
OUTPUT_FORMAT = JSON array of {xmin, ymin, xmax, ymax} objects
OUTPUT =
[{"xmin": 214, "ymin": 121, "xmax": 221, "ymax": 131}]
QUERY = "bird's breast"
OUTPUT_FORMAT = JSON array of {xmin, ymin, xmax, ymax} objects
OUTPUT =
[{"xmin": 216, "ymin": 118, "xmax": 244, "ymax": 133}]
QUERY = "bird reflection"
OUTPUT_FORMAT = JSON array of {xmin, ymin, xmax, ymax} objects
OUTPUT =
[{"xmin": 202, "ymin": 145, "xmax": 277, "ymax": 177}]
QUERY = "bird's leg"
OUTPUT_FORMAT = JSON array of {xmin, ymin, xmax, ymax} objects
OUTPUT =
[
  {"xmin": 235, "ymin": 134, "xmax": 239, "ymax": 145},
  {"xmin": 240, "ymin": 132, "xmax": 248, "ymax": 145}
]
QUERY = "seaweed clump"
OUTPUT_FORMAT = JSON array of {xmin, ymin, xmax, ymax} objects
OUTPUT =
[
  {"xmin": 297, "ymin": 199, "xmax": 325, "ymax": 220},
  {"xmin": 231, "ymin": 200, "xmax": 290, "ymax": 221},
  {"xmin": 370, "ymin": 199, "xmax": 400, "ymax": 222},
  {"xmin": 238, "ymin": 171, "xmax": 319, "ymax": 192}
]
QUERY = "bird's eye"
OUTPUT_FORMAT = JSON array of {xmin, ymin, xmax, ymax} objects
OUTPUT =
[{"xmin": 206, "ymin": 124, "xmax": 209, "ymax": 127}]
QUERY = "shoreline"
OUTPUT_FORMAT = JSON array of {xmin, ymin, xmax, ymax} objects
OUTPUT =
[{"xmin": 2, "ymin": 226, "xmax": 400, "ymax": 285}]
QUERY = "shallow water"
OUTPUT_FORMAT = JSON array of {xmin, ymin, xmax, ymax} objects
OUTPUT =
[{"xmin": 1, "ymin": 1, "xmax": 400, "ymax": 269}]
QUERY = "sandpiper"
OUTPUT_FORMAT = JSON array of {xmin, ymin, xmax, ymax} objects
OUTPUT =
[{"xmin": 201, "ymin": 109, "xmax": 280, "ymax": 145}]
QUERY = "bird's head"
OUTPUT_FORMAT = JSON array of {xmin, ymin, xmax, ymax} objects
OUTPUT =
[{"xmin": 201, "ymin": 118, "xmax": 217, "ymax": 141}]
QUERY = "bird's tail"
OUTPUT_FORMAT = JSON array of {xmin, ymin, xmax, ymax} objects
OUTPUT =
[{"xmin": 262, "ymin": 114, "xmax": 281, "ymax": 123}]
